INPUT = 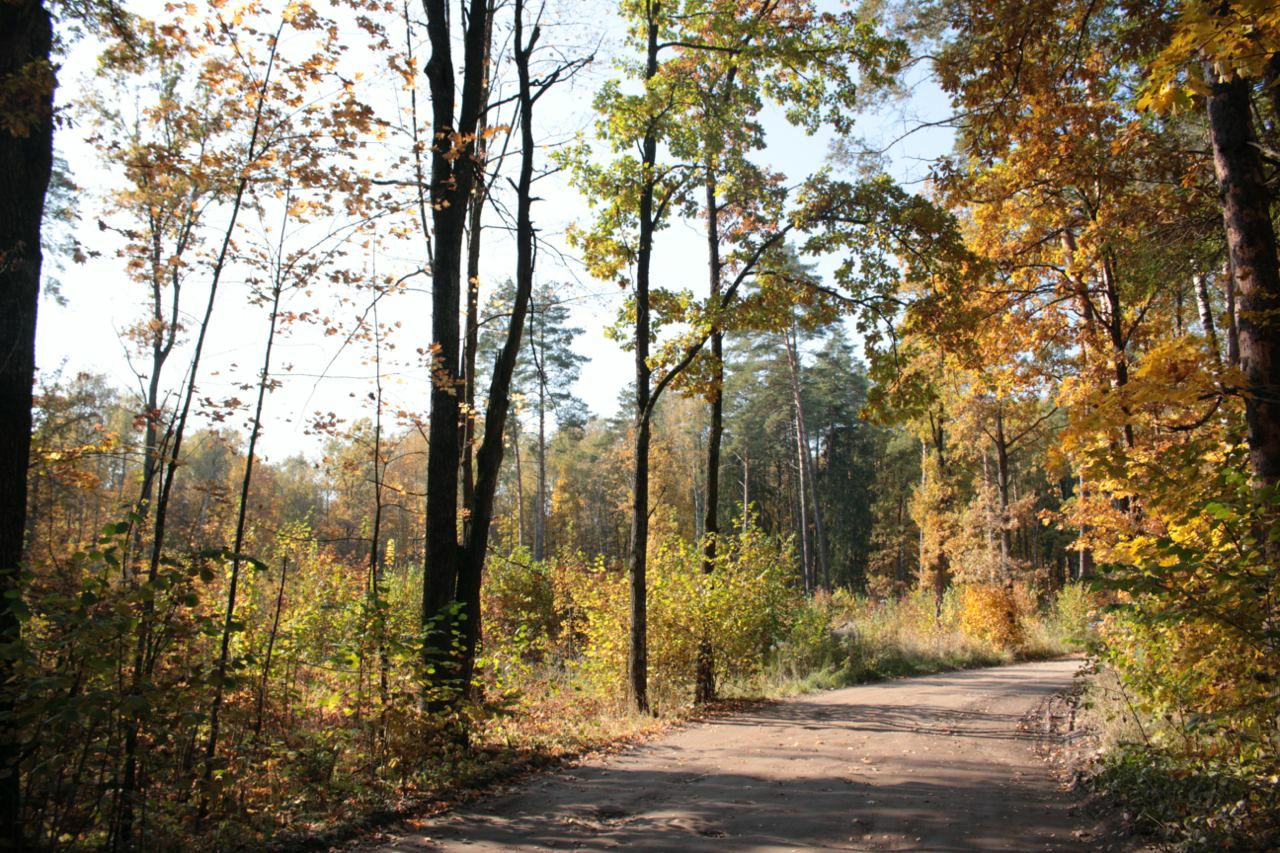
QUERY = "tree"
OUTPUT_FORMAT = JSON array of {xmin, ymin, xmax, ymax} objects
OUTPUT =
[
  {"xmin": 84, "ymin": 3, "xmax": 381, "ymax": 835},
  {"xmin": 802, "ymin": 330, "xmax": 878, "ymax": 589},
  {"xmin": 1203, "ymin": 68, "xmax": 1280, "ymax": 487},
  {"xmin": 480, "ymin": 280, "xmax": 587, "ymax": 561},
  {"xmin": 1142, "ymin": 10, "xmax": 1280, "ymax": 486},
  {"xmin": 419, "ymin": 0, "xmax": 590, "ymax": 707},
  {"xmin": 419, "ymin": 0, "xmax": 493, "ymax": 707},
  {"xmin": 570, "ymin": 0, "xmax": 902, "ymax": 713},
  {"xmin": 525, "ymin": 288, "xmax": 587, "ymax": 561},
  {"xmin": 0, "ymin": 1, "xmax": 55, "ymax": 843}
]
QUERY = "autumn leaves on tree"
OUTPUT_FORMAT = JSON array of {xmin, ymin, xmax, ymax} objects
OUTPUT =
[{"xmin": 2, "ymin": 0, "xmax": 1280, "ymax": 849}]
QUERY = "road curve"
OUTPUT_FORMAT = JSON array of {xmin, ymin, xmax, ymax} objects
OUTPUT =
[{"xmin": 374, "ymin": 658, "xmax": 1090, "ymax": 852}]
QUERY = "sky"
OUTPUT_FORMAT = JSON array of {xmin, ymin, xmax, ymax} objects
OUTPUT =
[{"xmin": 36, "ymin": 0, "xmax": 954, "ymax": 463}]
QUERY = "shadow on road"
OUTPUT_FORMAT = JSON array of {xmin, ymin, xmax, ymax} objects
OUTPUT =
[
  {"xmin": 380, "ymin": 661, "xmax": 1089, "ymax": 852},
  {"xmin": 405, "ymin": 764, "xmax": 1081, "ymax": 852}
]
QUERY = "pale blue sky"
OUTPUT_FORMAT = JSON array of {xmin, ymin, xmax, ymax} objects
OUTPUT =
[{"xmin": 36, "ymin": 0, "xmax": 953, "ymax": 461}]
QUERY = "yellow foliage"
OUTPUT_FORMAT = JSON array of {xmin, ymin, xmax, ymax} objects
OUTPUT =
[
  {"xmin": 958, "ymin": 583, "xmax": 1025, "ymax": 651},
  {"xmin": 552, "ymin": 526, "xmax": 795, "ymax": 711}
]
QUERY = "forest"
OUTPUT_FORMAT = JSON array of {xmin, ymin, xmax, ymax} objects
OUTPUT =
[{"xmin": 1, "ymin": 0, "xmax": 1278, "ymax": 849}]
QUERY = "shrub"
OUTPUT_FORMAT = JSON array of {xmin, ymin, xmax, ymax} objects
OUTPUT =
[
  {"xmin": 958, "ymin": 583, "xmax": 1024, "ymax": 650},
  {"xmin": 771, "ymin": 592, "xmax": 843, "ymax": 680},
  {"xmin": 1048, "ymin": 582, "xmax": 1094, "ymax": 648},
  {"xmin": 482, "ymin": 546, "xmax": 557, "ymax": 660},
  {"xmin": 551, "ymin": 525, "xmax": 796, "ymax": 710}
]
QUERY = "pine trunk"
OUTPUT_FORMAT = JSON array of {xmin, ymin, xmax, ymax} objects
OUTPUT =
[{"xmin": 1205, "ymin": 67, "xmax": 1280, "ymax": 487}]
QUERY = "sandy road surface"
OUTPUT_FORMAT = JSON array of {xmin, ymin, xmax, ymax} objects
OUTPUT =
[{"xmin": 374, "ymin": 658, "xmax": 1096, "ymax": 852}]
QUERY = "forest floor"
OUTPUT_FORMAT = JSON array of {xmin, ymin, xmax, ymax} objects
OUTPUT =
[{"xmin": 359, "ymin": 658, "xmax": 1140, "ymax": 852}]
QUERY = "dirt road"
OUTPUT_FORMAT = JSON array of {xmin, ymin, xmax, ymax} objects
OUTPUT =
[{"xmin": 374, "ymin": 658, "xmax": 1097, "ymax": 852}]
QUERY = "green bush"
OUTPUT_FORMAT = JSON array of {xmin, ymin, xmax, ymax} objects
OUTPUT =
[
  {"xmin": 1094, "ymin": 744, "xmax": 1280, "ymax": 851},
  {"xmin": 1047, "ymin": 582, "xmax": 1094, "ymax": 648},
  {"xmin": 482, "ymin": 546, "xmax": 557, "ymax": 659},
  {"xmin": 550, "ymin": 524, "xmax": 796, "ymax": 710}
]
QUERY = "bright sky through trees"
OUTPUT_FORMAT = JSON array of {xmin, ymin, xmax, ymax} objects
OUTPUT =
[
  {"xmin": 36, "ymin": 0, "xmax": 951, "ymax": 460},
  {"xmin": 9, "ymin": 0, "xmax": 1280, "ymax": 848}
]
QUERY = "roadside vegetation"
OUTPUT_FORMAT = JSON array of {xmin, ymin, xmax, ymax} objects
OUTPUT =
[
  {"xmin": 2, "ymin": 0, "xmax": 1278, "ymax": 850},
  {"xmin": 20, "ymin": 506, "xmax": 1091, "ymax": 849}
]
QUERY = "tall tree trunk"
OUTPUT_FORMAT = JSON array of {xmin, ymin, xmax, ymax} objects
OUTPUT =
[
  {"xmin": 793, "ymin": 412, "xmax": 812, "ymax": 592},
  {"xmin": 534, "ymin": 381, "xmax": 547, "ymax": 560},
  {"xmin": 696, "ymin": 171, "xmax": 722, "ymax": 704},
  {"xmin": 627, "ymin": 4, "xmax": 661, "ymax": 715},
  {"xmin": 0, "ymin": 1, "xmax": 54, "ymax": 843},
  {"xmin": 785, "ymin": 324, "xmax": 829, "ymax": 591},
  {"xmin": 1205, "ymin": 66, "xmax": 1280, "ymax": 487},
  {"xmin": 918, "ymin": 440, "xmax": 926, "ymax": 578},
  {"xmin": 461, "ymin": 0, "xmax": 495, "ymax": 534},
  {"xmin": 982, "ymin": 451, "xmax": 997, "ymax": 574},
  {"xmin": 923, "ymin": 416, "xmax": 951, "ymax": 617},
  {"xmin": 254, "ymin": 555, "xmax": 289, "ymax": 738},
  {"xmin": 994, "ymin": 407, "xmax": 1012, "ymax": 579},
  {"xmin": 532, "ymin": 312, "xmax": 547, "ymax": 562},
  {"xmin": 369, "ymin": 299, "xmax": 390, "ymax": 744},
  {"xmin": 513, "ymin": 418, "xmax": 526, "ymax": 547},
  {"xmin": 132, "ymin": 283, "xmax": 175, "ymax": 572},
  {"xmin": 198, "ymin": 225, "xmax": 286, "ymax": 822},
  {"xmin": 130, "ymin": 197, "xmax": 194, "ymax": 573},
  {"xmin": 119, "ymin": 30, "xmax": 279, "ymax": 843},
  {"xmin": 421, "ymin": 0, "xmax": 491, "ymax": 706},
  {"xmin": 1100, "ymin": 254, "xmax": 1136, "ymax": 451},
  {"xmin": 454, "ymin": 0, "xmax": 541, "ymax": 698}
]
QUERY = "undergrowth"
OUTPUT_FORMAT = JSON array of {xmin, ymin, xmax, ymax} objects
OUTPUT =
[
  {"xmin": 272, "ymin": 570, "xmax": 1094, "ymax": 849},
  {"xmin": 761, "ymin": 583, "xmax": 1086, "ymax": 696},
  {"xmin": 1082, "ymin": 665, "xmax": 1280, "ymax": 852},
  {"xmin": 22, "ymin": 521, "xmax": 1092, "ymax": 850},
  {"xmin": 266, "ymin": 567, "xmax": 1093, "ymax": 850}
]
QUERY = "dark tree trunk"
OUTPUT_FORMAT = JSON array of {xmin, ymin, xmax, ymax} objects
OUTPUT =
[
  {"xmin": 696, "ymin": 172, "xmax": 722, "ymax": 704},
  {"xmin": 531, "ymin": 312, "xmax": 546, "ymax": 561},
  {"xmin": 785, "ymin": 324, "xmax": 829, "ymax": 591},
  {"xmin": 421, "ymin": 0, "xmax": 491, "ymax": 705},
  {"xmin": 513, "ymin": 418, "xmax": 526, "ymax": 548},
  {"xmin": 254, "ymin": 556, "xmax": 289, "ymax": 738},
  {"xmin": 792, "ymin": 411, "xmax": 812, "ymax": 592},
  {"xmin": 534, "ymin": 367, "xmax": 547, "ymax": 561},
  {"xmin": 130, "ymin": 194, "xmax": 193, "ymax": 573},
  {"xmin": 1101, "ymin": 255, "xmax": 1136, "ymax": 451},
  {"xmin": 0, "ymin": 1, "xmax": 54, "ymax": 843},
  {"xmin": 456, "ymin": 0, "xmax": 542, "ymax": 697},
  {"xmin": 1205, "ymin": 67, "xmax": 1280, "ymax": 487},
  {"xmin": 461, "ymin": 3, "xmax": 494, "ymax": 536},
  {"xmin": 924, "ymin": 416, "xmax": 951, "ymax": 615},
  {"xmin": 121, "ymin": 41, "xmax": 276, "ymax": 837},
  {"xmin": 198, "ymin": 237, "xmax": 286, "ymax": 823},
  {"xmin": 369, "ymin": 303, "xmax": 390, "ymax": 743},
  {"xmin": 627, "ymin": 6, "xmax": 661, "ymax": 715},
  {"xmin": 994, "ymin": 407, "xmax": 1012, "ymax": 578}
]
